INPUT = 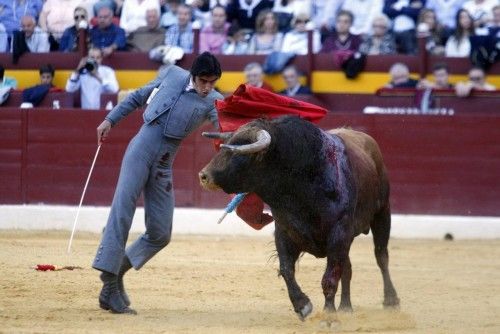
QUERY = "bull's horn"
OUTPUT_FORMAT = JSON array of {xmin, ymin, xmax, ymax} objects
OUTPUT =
[
  {"xmin": 220, "ymin": 130, "xmax": 271, "ymax": 154},
  {"xmin": 202, "ymin": 131, "xmax": 233, "ymax": 140}
]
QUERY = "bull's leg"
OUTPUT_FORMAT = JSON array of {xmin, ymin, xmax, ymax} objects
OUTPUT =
[
  {"xmin": 323, "ymin": 224, "xmax": 351, "ymax": 313},
  {"xmin": 371, "ymin": 205, "xmax": 400, "ymax": 308},
  {"xmin": 275, "ymin": 225, "xmax": 312, "ymax": 321},
  {"xmin": 338, "ymin": 255, "xmax": 353, "ymax": 312}
]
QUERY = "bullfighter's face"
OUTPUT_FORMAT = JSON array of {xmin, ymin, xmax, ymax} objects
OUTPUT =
[{"xmin": 193, "ymin": 75, "xmax": 219, "ymax": 97}]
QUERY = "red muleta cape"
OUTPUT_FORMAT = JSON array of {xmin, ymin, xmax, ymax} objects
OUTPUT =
[{"xmin": 214, "ymin": 84, "xmax": 327, "ymax": 230}]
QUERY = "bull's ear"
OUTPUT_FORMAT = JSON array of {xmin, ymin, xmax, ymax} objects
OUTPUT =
[{"xmin": 202, "ymin": 132, "xmax": 233, "ymax": 140}]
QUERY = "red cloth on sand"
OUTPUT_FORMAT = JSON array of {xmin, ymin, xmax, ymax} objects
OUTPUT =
[{"xmin": 215, "ymin": 84, "xmax": 327, "ymax": 229}]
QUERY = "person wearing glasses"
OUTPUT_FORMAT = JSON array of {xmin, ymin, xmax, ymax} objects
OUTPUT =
[
  {"xmin": 59, "ymin": 7, "xmax": 90, "ymax": 52},
  {"xmin": 39, "ymin": 0, "xmax": 82, "ymax": 45},
  {"xmin": 455, "ymin": 66, "xmax": 496, "ymax": 97},
  {"xmin": 281, "ymin": 13, "xmax": 321, "ymax": 55}
]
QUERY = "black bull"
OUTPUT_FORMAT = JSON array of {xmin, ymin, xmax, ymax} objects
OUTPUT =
[{"xmin": 199, "ymin": 116, "xmax": 400, "ymax": 320}]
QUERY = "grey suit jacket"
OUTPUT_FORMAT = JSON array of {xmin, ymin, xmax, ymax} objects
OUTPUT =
[{"xmin": 106, "ymin": 65, "xmax": 222, "ymax": 139}]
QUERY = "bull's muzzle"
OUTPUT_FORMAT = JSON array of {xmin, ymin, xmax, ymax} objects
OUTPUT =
[{"xmin": 198, "ymin": 170, "xmax": 220, "ymax": 191}]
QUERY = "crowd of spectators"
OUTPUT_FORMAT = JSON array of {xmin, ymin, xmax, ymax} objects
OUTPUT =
[
  {"xmin": 0, "ymin": 0, "xmax": 497, "ymax": 61},
  {"xmin": 0, "ymin": 0, "xmax": 498, "ymax": 108}
]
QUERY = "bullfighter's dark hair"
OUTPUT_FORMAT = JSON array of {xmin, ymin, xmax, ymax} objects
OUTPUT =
[{"xmin": 190, "ymin": 52, "xmax": 222, "ymax": 79}]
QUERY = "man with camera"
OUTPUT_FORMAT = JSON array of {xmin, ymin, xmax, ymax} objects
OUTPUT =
[{"xmin": 65, "ymin": 47, "xmax": 119, "ymax": 109}]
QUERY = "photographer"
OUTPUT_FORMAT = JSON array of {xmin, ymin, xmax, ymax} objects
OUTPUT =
[{"xmin": 65, "ymin": 47, "xmax": 119, "ymax": 109}]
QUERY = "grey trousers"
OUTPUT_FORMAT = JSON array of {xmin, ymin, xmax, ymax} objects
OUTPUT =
[{"xmin": 92, "ymin": 120, "xmax": 181, "ymax": 275}]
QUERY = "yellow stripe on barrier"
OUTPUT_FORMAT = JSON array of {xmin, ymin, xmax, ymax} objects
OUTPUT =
[{"xmin": 6, "ymin": 69, "xmax": 500, "ymax": 94}]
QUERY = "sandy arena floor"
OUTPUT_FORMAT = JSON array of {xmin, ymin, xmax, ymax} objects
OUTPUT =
[{"xmin": 1, "ymin": 230, "xmax": 499, "ymax": 334}]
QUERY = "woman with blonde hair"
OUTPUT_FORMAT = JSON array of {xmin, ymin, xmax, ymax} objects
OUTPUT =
[{"xmin": 247, "ymin": 9, "xmax": 284, "ymax": 54}]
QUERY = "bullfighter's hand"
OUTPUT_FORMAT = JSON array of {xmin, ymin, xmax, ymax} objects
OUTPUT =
[{"xmin": 97, "ymin": 119, "xmax": 112, "ymax": 145}]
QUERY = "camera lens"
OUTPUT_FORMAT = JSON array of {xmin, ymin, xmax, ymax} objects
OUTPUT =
[{"xmin": 85, "ymin": 61, "xmax": 95, "ymax": 72}]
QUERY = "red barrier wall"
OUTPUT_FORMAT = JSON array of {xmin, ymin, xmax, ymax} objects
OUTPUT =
[{"xmin": 1, "ymin": 105, "xmax": 500, "ymax": 216}]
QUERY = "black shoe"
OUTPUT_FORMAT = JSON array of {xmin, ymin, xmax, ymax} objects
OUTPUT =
[
  {"xmin": 99, "ymin": 272, "xmax": 137, "ymax": 315},
  {"xmin": 117, "ymin": 257, "xmax": 132, "ymax": 306}
]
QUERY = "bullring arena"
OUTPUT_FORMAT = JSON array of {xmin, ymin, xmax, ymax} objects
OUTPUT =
[{"xmin": 1, "ymin": 207, "xmax": 500, "ymax": 333}]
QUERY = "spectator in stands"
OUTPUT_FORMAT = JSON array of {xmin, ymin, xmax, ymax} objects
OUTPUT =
[
  {"xmin": 244, "ymin": 62, "xmax": 274, "ymax": 91},
  {"xmin": 164, "ymin": 4, "xmax": 194, "ymax": 53},
  {"xmin": 93, "ymin": 0, "xmax": 121, "ymax": 17},
  {"xmin": 312, "ymin": 0, "xmax": 344, "ymax": 34},
  {"xmin": 126, "ymin": 8, "xmax": 166, "ymax": 52},
  {"xmin": 247, "ymin": 9, "xmax": 284, "ymax": 54},
  {"xmin": 341, "ymin": 0, "xmax": 383, "ymax": 36},
  {"xmin": 22, "ymin": 64, "xmax": 63, "ymax": 106},
  {"xmin": 199, "ymin": 5, "xmax": 230, "ymax": 54},
  {"xmin": 226, "ymin": 0, "xmax": 274, "ymax": 31},
  {"xmin": 417, "ymin": 8, "xmax": 447, "ymax": 55},
  {"xmin": 320, "ymin": 10, "xmax": 362, "ymax": 53},
  {"xmin": 38, "ymin": 0, "xmax": 81, "ymax": 46},
  {"xmin": 281, "ymin": 13, "xmax": 321, "ymax": 55},
  {"xmin": 490, "ymin": 4, "xmax": 500, "ymax": 28},
  {"xmin": 222, "ymin": 24, "xmax": 250, "ymax": 54},
  {"xmin": 160, "ymin": 0, "xmax": 181, "ymax": 28},
  {"xmin": 455, "ymin": 65, "xmax": 496, "ymax": 96},
  {"xmin": 120, "ymin": 0, "xmax": 161, "ymax": 35},
  {"xmin": 485, "ymin": 5, "xmax": 500, "ymax": 62},
  {"xmin": 273, "ymin": 0, "xmax": 313, "ymax": 32},
  {"xmin": 425, "ymin": 0, "xmax": 467, "ymax": 36},
  {"xmin": 0, "ymin": 0, "xmax": 43, "ymax": 38},
  {"xmin": 383, "ymin": 0, "xmax": 426, "ymax": 55},
  {"xmin": 279, "ymin": 65, "xmax": 312, "ymax": 96},
  {"xmin": 0, "ymin": 65, "xmax": 18, "ymax": 89},
  {"xmin": 445, "ymin": 8, "xmax": 475, "ymax": 57},
  {"xmin": 418, "ymin": 63, "xmax": 454, "ymax": 89},
  {"xmin": 462, "ymin": 0, "xmax": 497, "ymax": 28},
  {"xmin": 185, "ymin": 0, "xmax": 228, "ymax": 26},
  {"xmin": 359, "ymin": 14, "xmax": 397, "ymax": 55},
  {"xmin": 385, "ymin": 62, "xmax": 419, "ymax": 88},
  {"xmin": 11, "ymin": 15, "xmax": 50, "ymax": 63},
  {"xmin": 0, "ymin": 23, "xmax": 8, "ymax": 52},
  {"xmin": 65, "ymin": 47, "xmax": 119, "ymax": 109},
  {"xmin": 59, "ymin": 7, "xmax": 90, "ymax": 52},
  {"xmin": 90, "ymin": 6, "xmax": 127, "ymax": 57}
]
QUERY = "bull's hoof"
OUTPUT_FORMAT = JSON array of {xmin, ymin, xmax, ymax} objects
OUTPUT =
[
  {"xmin": 383, "ymin": 296, "xmax": 400, "ymax": 309},
  {"xmin": 296, "ymin": 301, "xmax": 313, "ymax": 321},
  {"xmin": 338, "ymin": 304, "xmax": 353, "ymax": 313}
]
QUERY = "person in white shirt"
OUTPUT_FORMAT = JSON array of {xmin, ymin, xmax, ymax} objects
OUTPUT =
[
  {"xmin": 281, "ymin": 13, "xmax": 321, "ymax": 54},
  {"xmin": 17, "ymin": 15, "xmax": 51, "ymax": 53},
  {"xmin": 120, "ymin": 0, "xmax": 161, "ymax": 35},
  {"xmin": 312, "ymin": 0, "xmax": 344, "ymax": 31},
  {"xmin": 445, "ymin": 8, "xmax": 475, "ymax": 57},
  {"xmin": 0, "ymin": 23, "xmax": 8, "ymax": 52},
  {"xmin": 425, "ymin": 0, "xmax": 467, "ymax": 31},
  {"xmin": 66, "ymin": 47, "xmax": 119, "ymax": 110},
  {"xmin": 462, "ymin": 0, "xmax": 498, "ymax": 28},
  {"xmin": 341, "ymin": 0, "xmax": 383, "ymax": 36}
]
